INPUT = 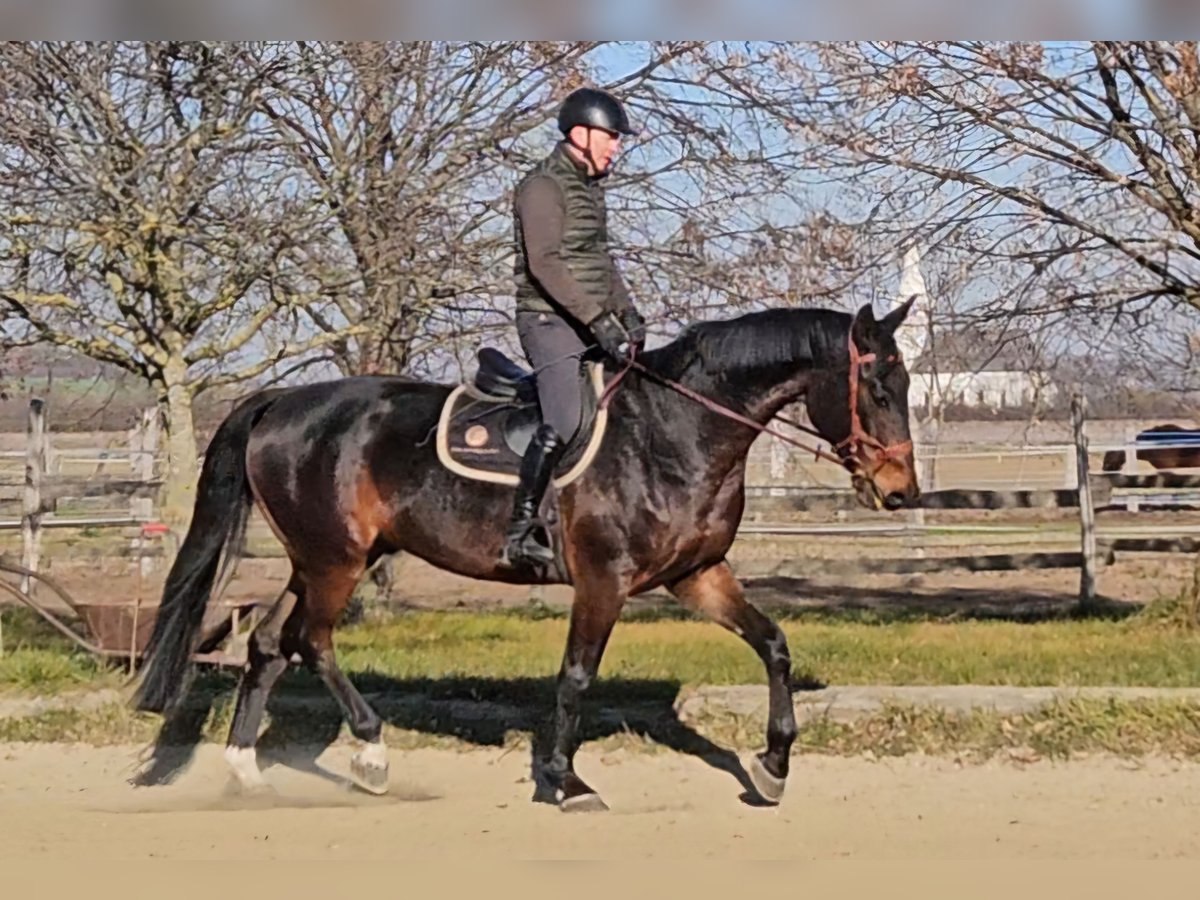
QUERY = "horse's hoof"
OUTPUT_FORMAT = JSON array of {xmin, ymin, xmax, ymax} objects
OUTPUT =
[
  {"xmin": 560, "ymin": 792, "xmax": 609, "ymax": 813},
  {"xmin": 747, "ymin": 754, "xmax": 787, "ymax": 805},
  {"xmin": 224, "ymin": 746, "xmax": 272, "ymax": 795},
  {"xmin": 531, "ymin": 781, "xmax": 560, "ymax": 805},
  {"xmin": 351, "ymin": 766, "xmax": 389, "ymax": 796},
  {"xmin": 350, "ymin": 742, "xmax": 390, "ymax": 796},
  {"xmin": 350, "ymin": 758, "xmax": 390, "ymax": 795}
]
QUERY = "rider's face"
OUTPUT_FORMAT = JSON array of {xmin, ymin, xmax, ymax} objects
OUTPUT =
[{"xmin": 568, "ymin": 125, "xmax": 622, "ymax": 175}]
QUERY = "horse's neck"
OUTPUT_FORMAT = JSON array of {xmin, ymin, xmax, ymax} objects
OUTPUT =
[
  {"xmin": 622, "ymin": 363, "xmax": 816, "ymax": 483},
  {"xmin": 608, "ymin": 312, "xmax": 849, "ymax": 511},
  {"xmin": 692, "ymin": 360, "xmax": 812, "ymax": 431}
]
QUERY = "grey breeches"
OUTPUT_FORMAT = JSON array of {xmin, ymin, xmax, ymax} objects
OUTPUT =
[{"xmin": 516, "ymin": 310, "xmax": 590, "ymax": 442}]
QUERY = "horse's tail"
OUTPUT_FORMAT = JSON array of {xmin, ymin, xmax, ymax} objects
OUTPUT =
[{"xmin": 133, "ymin": 390, "xmax": 282, "ymax": 713}]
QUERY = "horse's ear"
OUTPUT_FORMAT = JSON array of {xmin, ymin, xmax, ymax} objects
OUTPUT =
[
  {"xmin": 881, "ymin": 295, "xmax": 917, "ymax": 334},
  {"xmin": 852, "ymin": 302, "xmax": 878, "ymax": 348}
]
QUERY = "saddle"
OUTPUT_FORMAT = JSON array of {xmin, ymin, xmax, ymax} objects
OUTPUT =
[{"xmin": 435, "ymin": 347, "xmax": 610, "ymax": 489}]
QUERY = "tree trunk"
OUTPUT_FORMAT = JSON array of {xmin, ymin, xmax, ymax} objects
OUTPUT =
[{"xmin": 159, "ymin": 357, "xmax": 200, "ymax": 532}]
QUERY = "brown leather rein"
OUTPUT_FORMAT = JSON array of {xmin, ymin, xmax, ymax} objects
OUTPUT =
[{"xmin": 599, "ymin": 327, "xmax": 913, "ymax": 479}]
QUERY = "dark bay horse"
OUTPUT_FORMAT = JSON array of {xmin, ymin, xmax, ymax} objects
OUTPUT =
[
  {"xmin": 1102, "ymin": 424, "xmax": 1200, "ymax": 472},
  {"xmin": 134, "ymin": 300, "xmax": 920, "ymax": 810}
]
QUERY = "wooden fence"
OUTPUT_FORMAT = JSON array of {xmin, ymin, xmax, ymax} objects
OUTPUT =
[
  {"xmin": 2, "ymin": 394, "xmax": 1198, "ymax": 618},
  {"xmin": 0, "ymin": 402, "xmax": 165, "ymax": 594},
  {"xmin": 743, "ymin": 394, "xmax": 1200, "ymax": 612}
]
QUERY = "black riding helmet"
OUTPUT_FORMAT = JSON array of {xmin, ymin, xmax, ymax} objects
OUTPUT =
[{"xmin": 557, "ymin": 87, "xmax": 638, "ymax": 137}]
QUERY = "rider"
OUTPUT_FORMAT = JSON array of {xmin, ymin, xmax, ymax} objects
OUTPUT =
[{"xmin": 500, "ymin": 86, "xmax": 647, "ymax": 569}]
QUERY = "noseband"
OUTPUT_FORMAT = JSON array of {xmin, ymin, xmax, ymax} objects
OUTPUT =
[{"xmin": 833, "ymin": 330, "xmax": 913, "ymax": 479}]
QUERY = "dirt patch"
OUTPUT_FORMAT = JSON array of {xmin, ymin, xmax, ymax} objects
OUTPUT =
[
  {"xmin": 1, "ymin": 742, "xmax": 1199, "ymax": 859},
  {"xmin": 8, "ymin": 549, "xmax": 1189, "ymax": 622}
]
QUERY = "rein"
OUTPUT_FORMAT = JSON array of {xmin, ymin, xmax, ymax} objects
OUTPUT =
[
  {"xmin": 599, "ymin": 326, "xmax": 912, "ymax": 476},
  {"xmin": 605, "ymin": 354, "xmax": 848, "ymax": 468}
]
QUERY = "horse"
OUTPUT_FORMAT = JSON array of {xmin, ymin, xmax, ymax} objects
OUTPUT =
[
  {"xmin": 133, "ymin": 299, "xmax": 920, "ymax": 811},
  {"xmin": 1101, "ymin": 424, "xmax": 1200, "ymax": 472}
]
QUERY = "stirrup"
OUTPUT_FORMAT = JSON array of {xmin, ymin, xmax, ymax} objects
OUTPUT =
[{"xmin": 500, "ymin": 519, "xmax": 556, "ymax": 568}]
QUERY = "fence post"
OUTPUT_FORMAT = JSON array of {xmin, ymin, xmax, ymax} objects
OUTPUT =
[
  {"xmin": 1072, "ymin": 392, "xmax": 1098, "ymax": 612},
  {"xmin": 130, "ymin": 408, "xmax": 158, "ymax": 522},
  {"xmin": 908, "ymin": 416, "xmax": 940, "ymax": 559},
  {"xmin": 130, "ymin": 408, "xmax": 160, "ymax": 576},
  {"xmin": 1063, "ymin": 443, "xmax": 1077, "ymax": 490},
  {"xmin": 21, "ymin": 399, "xmax": 47, "ymax": 596},
  {"xmin": 1122, "ymin": 424, "xmax": 1140, "ymax": 512},
  {"xmin": 769, "ymin": 436, "xmax": 788, "ymax": 482}
]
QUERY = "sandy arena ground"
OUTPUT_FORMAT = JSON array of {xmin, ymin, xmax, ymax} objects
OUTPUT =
[{"xmin": 1, "ymin": 742, "xmax": 1199, "ymax": 860}]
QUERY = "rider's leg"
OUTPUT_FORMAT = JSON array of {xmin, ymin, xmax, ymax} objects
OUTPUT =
[
  {"xmin": 515, "ymin": 310, "xmax": 588, "ymax": 442},
  {"xmin": 501, "ymin": 423, "xmax": 566, "ymax": 568},
  {"xmin": 501, "ymin": 312, "xmax": 587, "ymax": 568}
]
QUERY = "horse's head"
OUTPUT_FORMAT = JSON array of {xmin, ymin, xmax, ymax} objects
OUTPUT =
[
  {"xmin": 1101, "ymin": 450, "xmax": 1126, "ymax": 472},
  {"xmin": 806, "ymin": 299, "xmax": 921, "ymax": 511}
]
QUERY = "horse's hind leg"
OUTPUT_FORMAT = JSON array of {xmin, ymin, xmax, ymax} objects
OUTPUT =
[
  {"xmin": 296, "ymin": 567, "xmax": 388, "ymax": 795},
  {"xmin": 224, "ymin": 578, "xmax": 303, "ymax": 793},
  {"xmin": 669, "ymin": 560, "xmax": 796, "ymax": 805}
]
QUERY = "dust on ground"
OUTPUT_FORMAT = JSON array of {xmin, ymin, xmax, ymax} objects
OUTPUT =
[{"xmin": 1, "ymin": 742, "xmax": 1198, "ymax": 859}]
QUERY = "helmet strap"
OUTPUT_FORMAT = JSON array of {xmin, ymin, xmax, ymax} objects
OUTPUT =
[{"xmin": 565, "ymin": 128, "xmax": 610, "ymax": 177}]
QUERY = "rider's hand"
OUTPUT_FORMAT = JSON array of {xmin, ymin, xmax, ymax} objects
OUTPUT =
[
  {"xmin": 590, "ymin": 311, "xmax": 634, "ymax": 362},
  {"xmin": 620, "ymin": 305, "xmax": 646, "ymax": 350}
]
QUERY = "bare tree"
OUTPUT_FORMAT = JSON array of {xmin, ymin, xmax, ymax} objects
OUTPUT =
[
  {"xmin": 248, "ymin": 41, "xmax": 881, "ymax": 378},
  {"xmin": 0, "ymin": 40, "xmax": 885, "ymax": 528},
  {"xmin": 738, "ymin": 43, "xmax": 1200, "ymax": 341},
  {"xmin": 247, "ymin": 40, "xmax": 574, "ymax": 376},
  {"xmin": 0, "ymin": 42, "xmax": 344, "ymax": 524},
  {"xmin": 25, "ymin": 41, "xmax": 1185, "ymax": 526}
]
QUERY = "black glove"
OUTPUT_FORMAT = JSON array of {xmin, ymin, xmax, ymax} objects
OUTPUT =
[
  {"xmin": 589, "ymin": 311, "xmax": 634, "ymax": 362},
  {"xmin": 620, "ymin": 305, "xmax": 646, "ymax": 350}
]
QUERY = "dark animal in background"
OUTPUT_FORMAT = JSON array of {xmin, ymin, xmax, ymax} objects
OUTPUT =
[{"xmin": 1101, "ymin": 424, "xmax": 1200, "ymax": 472}]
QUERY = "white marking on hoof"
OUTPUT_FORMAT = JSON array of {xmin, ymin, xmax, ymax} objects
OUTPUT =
[
  {"xmin": 359, "ymin": 739, "xmax": 388, "ymax": 769},
  {"xmin": 350, "ymin": 740, "xmax": 390, "ymax": 796},
  {"xmin": 224, "ymin": 745, "xmax": 268, "ymax": 793},
  {"xmin": 559, "ymin": 792, "xmax": 609, "ymax": 813},
  {"xmin": 747, "ymin": 754, "xmax": 787, "ymax": 805}
]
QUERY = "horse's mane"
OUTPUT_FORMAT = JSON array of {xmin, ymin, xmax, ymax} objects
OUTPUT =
[{"xmin": 643, "ymin": 307, "xmax": 852, "ymax": 380}]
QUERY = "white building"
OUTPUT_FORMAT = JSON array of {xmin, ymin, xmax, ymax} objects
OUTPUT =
[
  {"xmin": 892, "ymin": 247, "xmax": 1057, "ymax": 413},
  {"xmin": 908, "ymin": 332, "xmax": 1058, "ymax": 411}
]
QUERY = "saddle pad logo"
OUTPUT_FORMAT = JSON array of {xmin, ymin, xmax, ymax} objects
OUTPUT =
[{"xmin": 464, "ymin": 425, "xmax": 490, "ymax": 448}]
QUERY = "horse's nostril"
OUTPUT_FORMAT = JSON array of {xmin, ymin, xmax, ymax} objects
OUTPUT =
[{"xmin": 884, "ymin": 491, "xmax": 906, "ymax": 510}]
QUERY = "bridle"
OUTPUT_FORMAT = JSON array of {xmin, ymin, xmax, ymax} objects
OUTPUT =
[
  {"xmin": 829, "ymin": 331, "xmax": 913, "ymax": 480},
  {"xmin": 600, "ymin": 319, "xmax": 913, "ymax": 481}
]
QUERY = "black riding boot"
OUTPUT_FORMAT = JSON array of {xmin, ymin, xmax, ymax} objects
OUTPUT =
[{"xmin": 501, "ymin": 423, "xmax": 566, "ymax": 569}]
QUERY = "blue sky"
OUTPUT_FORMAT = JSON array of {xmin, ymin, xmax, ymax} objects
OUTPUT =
[{"xmin": 11, "ymin": 40, "xmax": 1193, "ymax": 389}]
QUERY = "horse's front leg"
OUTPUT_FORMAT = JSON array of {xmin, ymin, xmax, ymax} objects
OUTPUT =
[
  {"xmin": 533, "ymin": 571, "xmax": 626, "ymax": 813},
  {"xmin": 669, "ymin": 560, "xmax": 796, "ymax": 804}
]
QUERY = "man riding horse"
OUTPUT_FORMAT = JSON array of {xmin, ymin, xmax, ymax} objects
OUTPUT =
[
  {"xmin": 134, "ymin": 83, "xmax": 922, "ymax": 809},
  {"xmin": 502, "ymin": 86, "xmax": 646, "ymax": 570}
]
